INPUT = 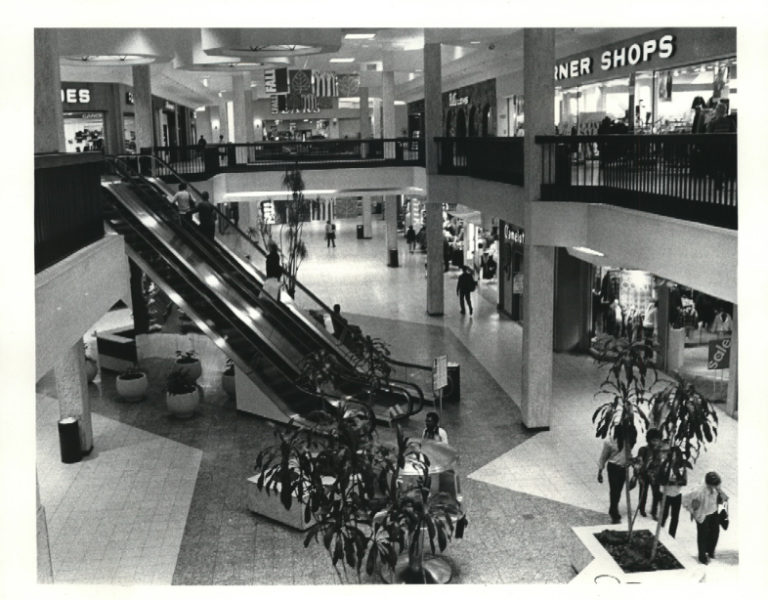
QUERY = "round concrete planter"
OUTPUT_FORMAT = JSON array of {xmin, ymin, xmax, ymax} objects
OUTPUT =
[
  {"xmin": 175, "ymin": 358, "xmax": 202, "ymax": 381},
  {"xmin": 116, "ymin": 372, "xmax": 148, "ymax": 402},
  {"xmin": 222, "ymin": 370, "xmax": 236, "ymax": 397},
  {"xmin": 166, "ymin": 386, "xmax": 200, "ymax": 419}
]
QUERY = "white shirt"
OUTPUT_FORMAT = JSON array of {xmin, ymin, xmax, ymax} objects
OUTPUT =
[{"xmin": 423, "ymin": 427, "xmax": 448, "ymax": 444}]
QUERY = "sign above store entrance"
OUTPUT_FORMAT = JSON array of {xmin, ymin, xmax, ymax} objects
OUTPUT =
[{"xmin": 554, "ymin": 34, "xmax": 676, "ymax": 81}]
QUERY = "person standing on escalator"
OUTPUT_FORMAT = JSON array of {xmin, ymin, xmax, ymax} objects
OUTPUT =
[
  {"xmin": 172, "ymin": 183, "xmax": 194, "ymax": 224},
  {"xmin": 265, "ymin": 243, "xmax": 282, "ymax": 280},
  {"xmin": 193, "ymin": 192, "xmax": 216, "ymax": 241}
]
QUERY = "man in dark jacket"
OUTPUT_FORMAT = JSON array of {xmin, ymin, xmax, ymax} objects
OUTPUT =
[
  {"xmin": 193, "ymin": 191, "xmax": 216, "ymax": 240},
  {"xmin": 456, "ymin": 266, "xmax": 475, "ymax": 315},
  {"xmin": 265, "ymin": 243, "xmax": 282, "ymax": 279}
]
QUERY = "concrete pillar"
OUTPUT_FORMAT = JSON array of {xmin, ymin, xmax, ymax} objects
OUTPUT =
[
  {"xmin": 232, "ymin": 74, "xmax": 247, "ymax": 143},
  {"xmin": 34, "ymin": 29, "xmax": 65, "ymax": 153},
  {"xmin": 218, "ymin": 97, "xmax": 230, "ymax": 143},
  {"xmin": 245, "ymin": 86, "xmax": 256, "ymax": 144},
  {"xmin": 359, "ymin": 87, "xmax": 371, "ymax": 138},
  {"xmin": 362, "ymin": 195, "xmax": 372, "ymax": 238},
  {"xmin": 726, "ymin": 305, "xmax": 738, "ymax": 417},
  {"xmin": 198, "ymin": 107, "xmax": 214, "ymax": 143},
  {"xmin": 424, "ymin": 40, "xmax": 444, "ymax": 316},
  {"xmin": 37, "ymin": 478, "xmax": 53, "ymax": 583},
  {"xmin": 54, "ymin": 339, "xmax": 94, "ymax": 453},
  {"xmin": 382, "ymin": 70, "xmax": 396, "ymax": 158},
  {"xmin": 372, "ymin": 97, "xmax": 382, "ymax": 138},
  {"xmin": 385, "ymin": 195, "xmax": 399, "ymax": 267},
  {"xmin": 132, "ymin": 65, "xmax": 155, "ymax": 151},
  {"xmin": 656, "ymin": 282, "xmax": 671, "ymax": 369},
  {"xmin": 521, "ymin": 28, "xmax": 556, "ymax": 430}
]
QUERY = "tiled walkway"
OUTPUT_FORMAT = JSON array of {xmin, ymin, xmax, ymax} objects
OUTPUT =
[{"xmin": 36, "ymin": 217, "xmax": 739, "ymax": 584}]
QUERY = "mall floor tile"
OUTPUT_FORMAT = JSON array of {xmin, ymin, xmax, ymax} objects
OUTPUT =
[{"xmin": 36, "ymin": 218, "xmax": 739, "ymax": 585}]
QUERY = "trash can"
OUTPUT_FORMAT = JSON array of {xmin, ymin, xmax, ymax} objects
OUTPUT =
[
  {"xmin": 388, "ymin": 249, "xmax": 399, "ymax": 268},
  {"xmin": 58, "ymin": 417, "xmax": 82, "ymax": 464},
  {"xmin": 357, "ymin": 224, "xmax": 365, "ymax": 239},
  {"xmin": 443, "ymin": 362, "xmax": 460, "ymax": 403}
]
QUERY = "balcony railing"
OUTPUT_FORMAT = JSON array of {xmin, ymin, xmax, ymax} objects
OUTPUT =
[
  {"xmin": 536, "ymin": 133, "xmax": 737, "ymax": 229},
  {"xmin": 35, "ymin": 152, "xmax": 104, "ymax": 273},
  {"xmin": 150, "ymin": 138, "xmax": 424, "ymax": 179},
  {"xmin": 435, "ymin": 137, "xmax": 524, "ymax": 185}
]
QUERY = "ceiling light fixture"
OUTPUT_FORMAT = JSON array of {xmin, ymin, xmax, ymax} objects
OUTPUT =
[
  {"xmin": 573, "ymin": 246, "xmax": 605, "ymax": 257},
  {"xmin": 330, "ymin": 57, "xmax": 355, "ymax": 63},
  {"xmin": 470, "ymin": 41, "xmax": 481, "ymax": 44},
  {"xmin": 345, "ymin": 33, "xmax": 376, "ymax": 40}
]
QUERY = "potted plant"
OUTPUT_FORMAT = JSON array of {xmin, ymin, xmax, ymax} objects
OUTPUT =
[
  {"xmin": 221, "ymin": 358, "xmax": 236, "ymax": 398},
  {"xmin": 116, "ymin": 363, "xmax": 148, "ymax": 402},
  {"xmin": 254, "ymin": 403, "xmax": 466, "ymax": 584},
  {"xmin": 164, "ymin": 367, "xmax": 199, "ymax": 419},
  {"xmin": 175, "ymin": 349, "xmax": 202, "ymax": 381}
]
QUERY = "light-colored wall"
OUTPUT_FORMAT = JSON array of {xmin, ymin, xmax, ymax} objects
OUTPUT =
[{"xmin": 36, "ymin": 234, "xmax": 131, "ymax": 380}]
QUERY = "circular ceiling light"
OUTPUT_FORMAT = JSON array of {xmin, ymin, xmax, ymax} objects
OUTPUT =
[{"xmin": 209, "ymin": 44, "xmax": 323, "ymax": 59}]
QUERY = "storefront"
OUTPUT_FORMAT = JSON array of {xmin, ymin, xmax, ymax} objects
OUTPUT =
[
  {"xmin": 498, "ymin": 220, "xmax": 524, "ymax": 322},
  {"xmin": 551, "ymin": 28, "xmax": 736, "ymax": 135},
  {"xmin": 407, "ymin": 77, "xmax": 498, "ymax": 139}
]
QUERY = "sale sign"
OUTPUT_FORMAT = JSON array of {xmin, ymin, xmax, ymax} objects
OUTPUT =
[{"xmin": 708, "ymin": 338, "xmax": 731, "ymax": 370}]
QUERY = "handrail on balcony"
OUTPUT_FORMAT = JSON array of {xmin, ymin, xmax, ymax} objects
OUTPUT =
[{"xmin": 435, "ymin": 137, "xmax": 524, "ymax": 186}]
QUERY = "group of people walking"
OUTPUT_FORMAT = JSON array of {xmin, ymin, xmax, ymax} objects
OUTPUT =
[
  {"xmin": 597, "ymin": 428, "xmax": 729, "ymax": 565},
  {"xmin": 171, "ymin": 183, "xmax": 217, "ymax": 241}
]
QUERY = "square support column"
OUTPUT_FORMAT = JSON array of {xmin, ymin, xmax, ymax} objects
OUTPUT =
[
  {"xmin": 385, "ymin": 195, "xmax": 399, "ymax": 267},
  {"xmin": 132, "ymin": 65, "xmax": 154, "ymax": 151},
  {"xmin": 34, "ymin": 29, "xmax": 65, "ymax": 153},
  {"xmin": 54, "ymin": 339, "xmax": 94, "ymax": 453}
]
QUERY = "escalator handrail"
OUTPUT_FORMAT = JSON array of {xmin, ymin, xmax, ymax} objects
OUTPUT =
[{"xmin": 108, "ymin": 154, "xmax": 435, "ymax": 380}]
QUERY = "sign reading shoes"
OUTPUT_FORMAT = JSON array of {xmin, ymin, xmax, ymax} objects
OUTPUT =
[
  {"xmin": 554, "ymin": 34, "xmax": 676, "ymax": 81},
  {"xmin": 61, "ymin": 88, "xmax": 91, "ymax": 104}
]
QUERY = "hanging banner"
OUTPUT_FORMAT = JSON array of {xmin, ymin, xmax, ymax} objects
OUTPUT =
[
  {"xmin": 337, "ymin": 74, "xmax": 360, "ymax": 97},
  {"xmin": 318, "ymin": 96, "xmax": 334, "ymax": 110},
  {"xmin": 708, "ymin": 338, "xmax": 731, "ymax": 370},
  {"xmin": 313, "ymin": 71, "xmax": 338, "ymax": 97},
  {"xmin": 264, "ymin": 68, "xmax": 289, "ymax": 94},
  {"xmin": 289, "ymin": 70, "xmax": 313, "ymax": 96}
]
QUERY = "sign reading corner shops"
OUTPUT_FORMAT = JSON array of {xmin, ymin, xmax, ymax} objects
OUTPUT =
[{"xmin": 552, "ymin": 28, "xmax": 735, "ymax": 85}]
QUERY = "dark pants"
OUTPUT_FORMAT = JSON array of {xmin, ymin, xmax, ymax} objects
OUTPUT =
[
  {"xmin": 607, "ymin": 462, "xmax": 626, "ymax": 521},
  {"xmin": 696, "ymin": 512, "xmax": 720, "ymax": 561},
  {"xmin": 459, "ymin": 292, "xmax": 473, "ymax": 315},
  {"xmin": 326, "ymin": 233, "xmax": 335, "ymax": 247},
  {"xmin": 200, "ymin": 223, "xmax": 215, "ymax": 241},
  {"xmin": 661, "ymin": 494, "xmax": 682, "ymax": 538},
  {"xmin": 638, "ymin": 476, "xmax": 661, "ymax": 516}
]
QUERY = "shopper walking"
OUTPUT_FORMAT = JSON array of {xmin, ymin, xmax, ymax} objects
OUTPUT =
[
  {"xmin": 660, "ymin": 460, "xmax": 687, "ymax": 538},
  {"xmin": 635, "ymin": 428, "xmax": 663, "ymax": 518},
  {"xmin": 193, "ymin": 192, "xmax": 216, "ymax": 241},
  {"xmin": 406, "ymin": 225, "xmax": 417, "ymax": 253},
  {"xmin": 597, "ymin": 436, "xmax": 635, "ymax": 524},
  {"xmin": 197, "ymin": 135, "xmax": 207, "ymax": 158},
  {"xmin": 325, "ymin": 219, "xmax": 336, "ymax": 248},
  {"xmin": 682, "ymin": 471, "xmax": 729, "ymax": 564},
  {"xmin": 171, "ymin": 183, "xmax": 194, "ymax": 224},
  {"xmin": 265, "ymin": 243, "xmax": 282, "ymax": 280},
  {"xmin": 422, "ymin": 412, "xmax": 448, "ymax": 444},
  {"xmin": 456, "ymin": 266, "xmax": 476, "ymax": 315}
]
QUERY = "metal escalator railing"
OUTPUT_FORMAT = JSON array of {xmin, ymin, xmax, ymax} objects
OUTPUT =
[
  {"xmin": 103, "ymin": 156, "xmax": 421, "ymax": 423},
  {"xmin": 109, "ymin": 156, "xmax": 432, "ymax": 414}
]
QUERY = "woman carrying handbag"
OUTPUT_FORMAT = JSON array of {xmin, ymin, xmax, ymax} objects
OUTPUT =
[{"xmin": 682, "ymin": 471, "xmax": 729, "ymax": 565}]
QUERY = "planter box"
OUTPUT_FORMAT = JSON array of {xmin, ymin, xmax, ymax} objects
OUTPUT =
[
  {"xmin": 96, "ymin": 327, "xmax": 137, "ymax": 373},
  {"xmin": 246, "ymin": 474, "xmax": 311, "ymax": 530},
  {"xmin": 570, "ymin": 524, "xmax": 705, "ymax": 584}
]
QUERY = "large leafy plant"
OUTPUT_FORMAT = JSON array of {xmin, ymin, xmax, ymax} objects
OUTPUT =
[
  {"xmin": 254, "ymin": 403, "xmax": 466, "ymax": 583},
  {"xmin": 593, "ymin": 337, "xmax": 657, "ymax": 539},
  {"xmin": 279, "ymin": 168, "xmax": 310, "ymax": 298}
]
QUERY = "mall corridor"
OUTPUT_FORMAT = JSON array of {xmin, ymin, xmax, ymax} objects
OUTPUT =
[{"xmin": 36, "ymin": 218, "xmax": 739, "ymax": 585}]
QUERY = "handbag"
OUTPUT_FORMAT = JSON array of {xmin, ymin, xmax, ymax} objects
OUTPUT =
[{"xmin": 718, "ymin": 500, "xmax": 729, "ymax": 530}]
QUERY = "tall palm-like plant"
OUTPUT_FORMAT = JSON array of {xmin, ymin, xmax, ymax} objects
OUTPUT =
[
  {"xmin": 279, "ymin": 168, "xmax": 310, "ymax": 297},
  {"xmin": 593, "ymin": 337, "xmax": 657, "ymax": 540},
  {"xmin": 647, "ymin": 374, "xmax": 718, "ymax": 559}
]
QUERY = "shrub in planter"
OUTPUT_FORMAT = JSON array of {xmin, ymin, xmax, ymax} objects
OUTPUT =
[
  {"xmin": 116, "ymin": 363, "xmax": 148, "ymax": 402},
  {"xmin": 222, "ymin": 359, "xmax": 236, "ymax": 397},
  {"xmin": 164, "ymin": 367, "xmax": 199, "ymax": 419},
  {"xmin": 175, "ymin": 349, "xmax": 202, "ymax": 381}
]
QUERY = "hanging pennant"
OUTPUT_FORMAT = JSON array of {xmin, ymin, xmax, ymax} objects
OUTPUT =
[
  {"xmin": 313, "ymin": 71, "xmax": 338, "ymax": 97},
  {"xmin": 289, "ymin": 70, "xmax": 313, "ymax": 96},
  {"xmin": 264, "ymin": 68, "xmax": 289, "ymax": 94},
  {"xmin": 337, "ymin": 74, "xmax": 360, "ymax": 98}
]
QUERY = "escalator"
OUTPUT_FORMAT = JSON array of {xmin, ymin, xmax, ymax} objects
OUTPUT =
[{"xmin": 102, "ymin": 155, "xmax": 429, "ymax": 424}]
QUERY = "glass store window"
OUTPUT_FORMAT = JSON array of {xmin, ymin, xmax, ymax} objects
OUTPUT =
[
  {"xmin": 556, "ymin": 77, "xmax": 630, "ymax": 135},
  {"xmin": 63, "ymin": 112, "xmax": 105, "ymax": 153},
  {"xmin": 123, "ymin": 114, "xmax": 136, "ymax": 153},
  {"xmin": 652, "ymin": 57, "xmax": 737, "ymax": 133}
]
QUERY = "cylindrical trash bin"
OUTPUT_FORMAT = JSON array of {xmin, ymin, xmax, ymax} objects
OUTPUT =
[
  {"xmin": 357, "ymin": 224, "xmax": 365, "ymax": 239},
  {"xmin": 388, "ymin": 249, "xmax": 399, "ymax": 268},
  {"xmin": 443, "ymin": 363, "xmax": 460, "ymax": 403},
  {"xmin": 58, "ymin": 417, "xmax": 82, "ymax": 464}
]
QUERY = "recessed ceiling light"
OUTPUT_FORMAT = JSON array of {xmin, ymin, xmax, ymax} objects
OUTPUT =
[
  {"xmin": 330, "ymin": 58, "xmax": 355, "ymax": 63},
  {"xmin": 573, "ymin": 246, "xmax": 604, "ymax": 257},
  {"xmin": 345, "ymin": 33, "xmax": 376, "ymax": 40},
  {"xmin": 470, "ymin": 41, "xmax": 481, "ymax": 44}
]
